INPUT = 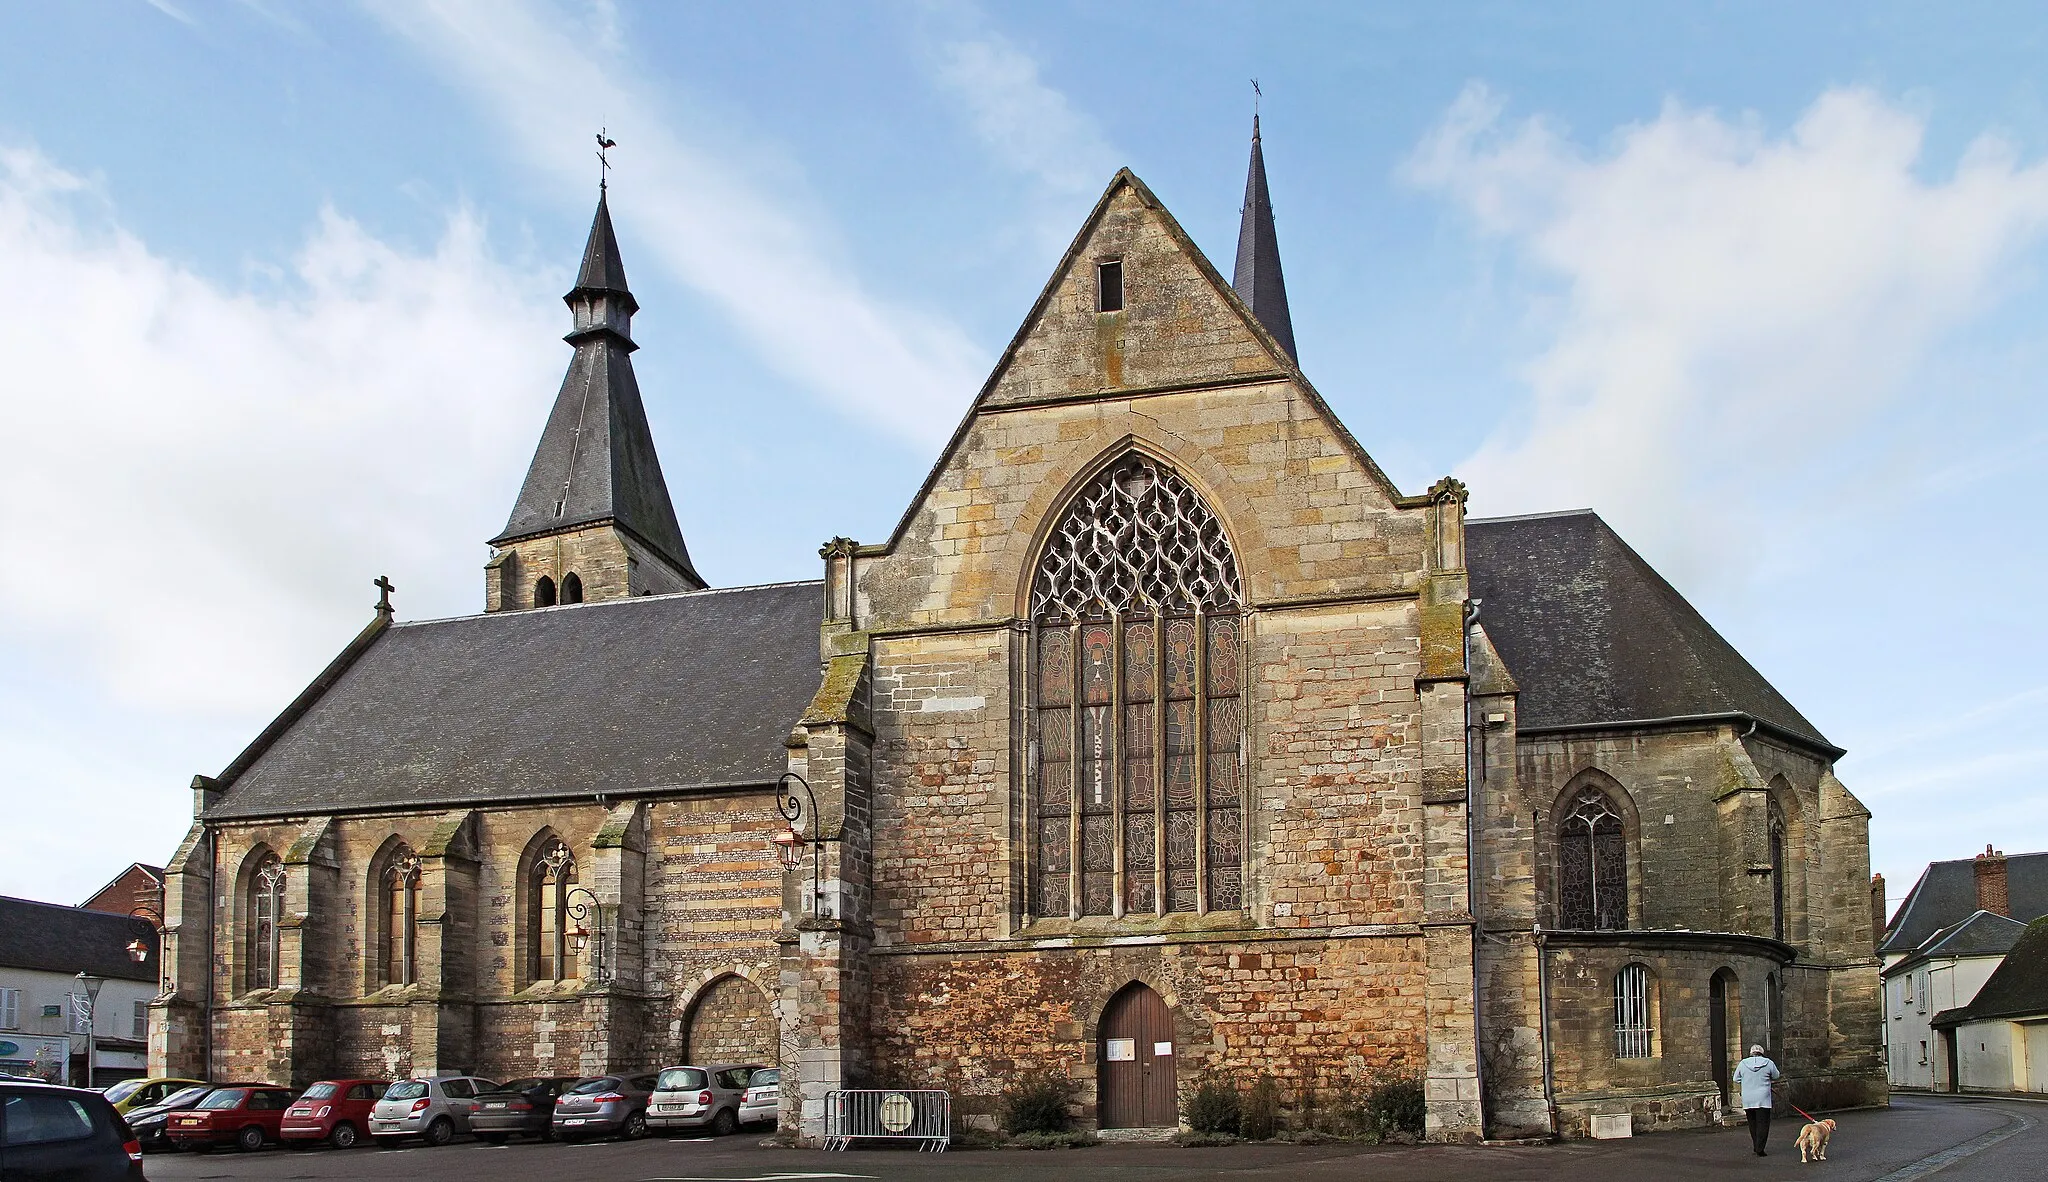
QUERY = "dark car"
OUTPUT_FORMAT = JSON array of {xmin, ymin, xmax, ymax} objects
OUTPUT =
[
  {"xmin": 550, "ymin": 1073, "xmax": 658, "ymax": 1141},
  {"xmin": 127, "ymin": 1084, "xmax": 214, "ymax": 1153},
  {"xmin": 469, "ymin": 1077, "xmax": 580, "ymax": 1142},
  {"xmin": 280, "ymin": 1079, "xmax": 388, "ymax": 1148},
  {"xmin": 166, "ymin": 1084, "xmax": 296, "ymax": 1151},
  {"xmin": 0, "ymin": 1080, "xmax": 146, "ymax": 1180}
]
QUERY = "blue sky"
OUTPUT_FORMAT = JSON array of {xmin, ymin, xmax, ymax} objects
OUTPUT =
[{"xmin": 2, "ymin": 1, "xmax": 2044, "ymax": 910}]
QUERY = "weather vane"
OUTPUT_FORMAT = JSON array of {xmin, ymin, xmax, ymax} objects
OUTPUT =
[{"xmin": 596, "ymin": 127, "xmax": 617, "ymax": 190}]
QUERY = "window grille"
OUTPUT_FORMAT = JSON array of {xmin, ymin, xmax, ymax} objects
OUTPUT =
[
  {"xmin": 1558, "ymin": 786, "xmax": 1628, "ymax": 929},
  {"xmin": 1030, "ymin": 454, "xmax": 1244, "ymax": 918},
  {"xmin": 1614, "ymin": 963, "xmax": 1653, "ymax": 1058},
  {"xmin": 249, "ymin": 853, "xmax": 286, "ymax": 990}
]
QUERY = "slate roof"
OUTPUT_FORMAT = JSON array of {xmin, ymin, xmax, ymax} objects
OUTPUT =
[
  {"xmin": 1881, "ymin": 910, "xmax": 2028, "ymax": 977},
  {"xmin": 1880, "ymin": 850, "xmax": 2048, "ymax": 956},
  {"xmin": 1932, "ymin": 916, "xmax": 2048, "ymax": 1026},
  {"xmin": 1466, "ymin": 510, "xmax": 1834, "ymax": 753},
  {"xmin": 0, "ymin": 896, "xmax": 157, "ymax": 981},
  {"xmin": 206, "ymin": 582, "xmax": 824, "ymax": 820},
  {"xmin": 492, "ymin": 195, "xmax": 699, "ymax": 582},
  {"xmin": 1232, "ymin": 116, "xmax": 1297, "ymax": 361}
]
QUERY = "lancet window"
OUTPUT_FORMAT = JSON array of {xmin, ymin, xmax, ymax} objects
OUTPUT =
[
  {"xmin": 380, "ymin": 845, "xmax": 421, "ymax": 987},
  {"xmin": 528, "ymin": 839, "xmax": 579, "ymax": 983},
  {"xmin": 1768, "ymin": 800, "xmax": 1787, "ymax": 942},
  {"xmin": 1029, "ymin": 453, "xmax": 1246, "ymax": 919},
  {"xmin": 248, "ymin": 853, "xmax": 285, "ymax": 990},
  {"xmin": 1558, "ymin": 785, "xmax": 1628, "ymax": 930}
]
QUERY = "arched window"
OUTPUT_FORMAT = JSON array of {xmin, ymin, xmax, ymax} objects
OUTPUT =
[
  {"xmin": 534, "ymin": 576, "xmax": 557, "ymax": 607},
  {"xmin": 1614, "ymin": 963, "xmax": 1653, "ymax": 1058},
  {"xmin": 1768, "ymin": 800, "xmax": 1787, "ymax": 942},
  {"xmin": 561, "ymin": 572, "xmax": 584, "ymax": 604},
  {"xmin": 1030, "ymin": 453, "xmax": 1245, "ymax": 919},
  {"xmin": 379, "ymin": 845, "xmax": 421, "ymax": 987},
  {"xmin": 248, "ymin": 853, "xmax": 285, "ymax": 990},
  {"xmin": 528, "ymin": 839, "xmax": 579, "ymax": 983},
  {"xmin": 1558, "ymin": 785, "xmax": 1628, "ymax": 929}
]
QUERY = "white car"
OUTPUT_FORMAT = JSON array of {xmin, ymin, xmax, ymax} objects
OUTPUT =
[
  {"xmin": 738, "ymin": 1067, "xmax": 779, "ymax": 1127},
  {"xmin": 645, "ymin": 1063, "xmax": 759, "ymax": 1136}
]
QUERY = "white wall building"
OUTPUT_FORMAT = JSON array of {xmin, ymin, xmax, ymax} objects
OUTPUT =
[
  {"xmin": 1933, "ymin": 917, "xmax": 2048, "ymax": 1095},
  {"xmin": 0, "ymin": 895, "xmax": 160, "ymax": 1086},
  {"xmin": 1881, "ymin": 910, "xmax": 2024, "ymax": 1089}
]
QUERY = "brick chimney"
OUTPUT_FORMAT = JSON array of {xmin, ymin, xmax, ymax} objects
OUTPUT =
[
  {"xmin": 1870, "ymin": 873, "xmax": 1886, "ymax": 952},
  {"xmin": 1974, "ymin": 846, "xmax": 2010, "ymax": 917}
]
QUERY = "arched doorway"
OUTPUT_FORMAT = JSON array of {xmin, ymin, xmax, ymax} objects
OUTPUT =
[
  {"xmin": 1709, "ymin": 969, "xmax": 1739, "ymax": 1109},
  {"xmin": 1098, "ymin": 983, "xmax": 1176, "ymax": 1128},
  {"xmin": 684, "ymin": 975, "xmax": 776, "ymax": 1065}
]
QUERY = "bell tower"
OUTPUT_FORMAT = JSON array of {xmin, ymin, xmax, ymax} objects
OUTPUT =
[{"xmin": 485, "ymin": 190, "xmax": 706, "ymax": 611}]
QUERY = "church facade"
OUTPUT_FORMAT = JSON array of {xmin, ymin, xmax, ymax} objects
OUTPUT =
[{"xmin": 149, "ymin": 126, "xmax": 1887, "ymax": 1140}]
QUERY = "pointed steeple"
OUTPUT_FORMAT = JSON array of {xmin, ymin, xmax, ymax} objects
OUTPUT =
[
  {"xmin": 488, "ymin": 192, "xmax": 704, "ymax": 599},
  {"xmin": 1232, "ymin": 115, "xmax": 1297, "ymax": 362}
]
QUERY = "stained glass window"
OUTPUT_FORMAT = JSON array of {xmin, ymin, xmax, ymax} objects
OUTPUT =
[
  {"xmin": 529, "ymin": 839, "xmax": 579, "ymax": 983},
  {"xmin": 381, "ymin": 846, "xmax": 420, "ymax": 987},
  {"xmin": 1558, "ymin": 786, "xmax": 1628, "ymax": 930},
  {"xmin": 1030, "ymin": 453, "xmax": 1246, "ymax": 919},
  {"xmin": 248, "ymin": 853, "xmax": 285, "ymax": 990}
]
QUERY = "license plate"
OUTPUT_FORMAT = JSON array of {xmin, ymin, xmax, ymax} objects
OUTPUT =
[
  {"xmin": 485, "ymin": 1102, "xmax": 505, "ymax": 1109},
  {"xmin": 564, "ymin": 1118, "xmax": 586, "ymax": 1125}
]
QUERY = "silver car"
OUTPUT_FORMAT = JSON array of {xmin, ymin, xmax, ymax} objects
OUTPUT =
[
  {"xmin": 369, "ymin": 1075, "xmax": 498, "ymax": 1146},
  {"xmin": 738, "ymin": 1067, "xmax": 779, "ymax": 1127},
  {"xmin": 644, "ymin": 1063, "xmax": 758, "ymax": 1135}
]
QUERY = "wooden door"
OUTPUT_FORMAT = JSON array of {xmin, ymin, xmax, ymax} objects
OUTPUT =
[
  {"xmin": 1709, "ymin": 971, "xmax": 1731, "ymax": 1107},
  {"xmin": 1099, "ymin": 984, "xmax": 1176, "ymax": 1128}
]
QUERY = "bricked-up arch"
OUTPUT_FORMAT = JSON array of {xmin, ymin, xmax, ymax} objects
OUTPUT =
[
  {"xmin": 683, "ymin": 974, "xmax": 776, "ymax": 1066},
  {"xmin": 1028, "ymin": 452, "xmax": 1246, "ymax": 919}
]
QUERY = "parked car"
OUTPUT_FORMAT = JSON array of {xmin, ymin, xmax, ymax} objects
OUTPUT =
[
  {"xmin": 165, "ymin": 1084, "xmax": 296, "ymax": 1151},
  {"xmin": 644, "ymin": 1063, "xmax": 757, "ymax": 1136},
  {"xmin": 126, "ymin": 1084, "xmax": 215, "ymax": 1153},
  {"xmin": 369, "ymin": 1075, "xmax": 497, "ymax": 1146},
  {"xmin": 101, "ymin": 1076, "xmax": 208, "ymax": 1116},
  {"xmin": 469, "ymin": 1077, "xmax": 580, "ymax": 1143},
  {"xmin": 0, "ymin": 1080, "xmax": 145, "ymax": 1180},
  {"xmin": 550, "ymin": 1073, "xmax": 659, "ymax": 1141},
  {"xmin": 738, "ymin": 1067, "xmax": 779, "ymax": 1127},
  {"xmin": 280, "ymin": 1078, "xmax": 388, "ymax": 1149}
]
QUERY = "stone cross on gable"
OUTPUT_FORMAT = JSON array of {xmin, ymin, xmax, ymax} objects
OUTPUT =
[{"xmin": 374, "ymin": 575, "xmax": 396, "ymax": 617}]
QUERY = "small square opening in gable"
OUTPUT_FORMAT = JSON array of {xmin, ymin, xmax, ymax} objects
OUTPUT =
[{"xmin": 1097, "ymin": 259, "xmax": 1124, "ymax": 313}]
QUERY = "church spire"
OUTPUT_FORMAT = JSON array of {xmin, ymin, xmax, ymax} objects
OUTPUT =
[
  {"xmin": 486, "ymin": 189, "xmax": 705, "ymax": 610},
  {"xmin": 1231, "ymin": 114, "xmax": 1297, "ymax": 362}
]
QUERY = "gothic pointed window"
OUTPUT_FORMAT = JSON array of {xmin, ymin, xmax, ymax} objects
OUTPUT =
[
  {"xmin": 248, "ymin": 853, "xmax": 285, "ymax": 990},
  {"xmin": 535, "ymin": 576, "xmax": 557, "ymax": 607},
  {"xmin": 562, "ymin": 572, "xmax": 584, "ymax": 604},
  {"xmin": 1768, "ymin": 800, "xmax": 1787, "ymax": 942},
  {"xmin": 1558, "ymin": 785, "xmax": 1628, "ymax": 929},
  {"xmin": 380, "ymin": 845, "xmax": 421, "ymax": 987},
  {"xmin": 1030, "ymin": 453, "xmax": 1245, "ymax": 919},
  {"xmin": 528, "ymin": 839, "xmax": 579, "ymax": 983}
]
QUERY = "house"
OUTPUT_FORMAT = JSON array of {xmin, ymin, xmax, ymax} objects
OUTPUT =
[
  {"xmin": 1931, "ymin": 916, "xmax": 2048, "ymax": 1094},
  {"xmin": 1880, "ymin": 909, "xmax": 2026, "ymax": 1089},
  {"xmin": 0, "ymin": 896, "xmax": 160, "ymax": 1086}
]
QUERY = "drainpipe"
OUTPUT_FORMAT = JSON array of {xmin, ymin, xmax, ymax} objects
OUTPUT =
[
  {"xmin": 1464, "ymin": 598, "xmax": 1486, "ymax": 1136},
  {"xmin": 1535, "ymin": 921, "xmax": 1557, "ymax": 1135},
  {"xmin": 203, "ymin": 826, "xmax": 216, "ymax": 1082}
]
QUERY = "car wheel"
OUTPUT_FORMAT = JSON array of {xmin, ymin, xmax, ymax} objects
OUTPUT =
[
  {"xmin": 622, "ymin": 1111, "xmax": 647, "ymax": 1141},
  {"xmin": 236, "ymin": 1124, "xmax": 266, "ymax": 1152},
  {"xmin": 711, "ymin": 1108, "xmax": 738, "ymax": 1137},
  {"xmin": 329, "ymin": 1122, "xmax": 359, "ymax": 1149},
  {"xmin": 425, "ymin": 1117, "xmax": 455, "ymax": 1147},
  {"xmin": 476, "ymin": 1133, "xmax": 507, "ymax": 1144}
]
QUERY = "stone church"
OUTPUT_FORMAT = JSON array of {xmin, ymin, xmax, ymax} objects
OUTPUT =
[{"xmin": 148, "ymin": 122, "xmax": 1887, "ymax": 1140}]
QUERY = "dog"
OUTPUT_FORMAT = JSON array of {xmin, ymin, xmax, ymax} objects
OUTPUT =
[{"xmin": 1795, "ymin": 1117, "xmax": 1836, "ymax": 1162}]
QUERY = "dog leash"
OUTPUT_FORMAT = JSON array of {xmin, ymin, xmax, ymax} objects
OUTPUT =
[{"xmin": 1790, "ymin": 1104, "xmax": 1823, "ymax": 1124}]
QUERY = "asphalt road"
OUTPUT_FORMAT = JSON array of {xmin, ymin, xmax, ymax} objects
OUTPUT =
[{"xmin": 142, "ymin": 1094, "xmax": 2042, "ymax": 1182}]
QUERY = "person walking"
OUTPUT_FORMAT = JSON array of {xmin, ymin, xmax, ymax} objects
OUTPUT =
[{"xmin": 1734, "ymin": 1044, "xmax": 1782, "ymax": 1157}]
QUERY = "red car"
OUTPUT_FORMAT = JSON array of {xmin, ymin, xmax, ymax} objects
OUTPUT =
[
  {"xmin": 280, "ymin": 1078, "xmax": 389, "ymax": 1149},
  {"xmin": 166, "ymin": 1084, "xmax": 297, "ymax": 1151}
]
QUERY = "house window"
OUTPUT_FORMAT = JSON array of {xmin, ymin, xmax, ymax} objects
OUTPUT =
[
  {"xmin": 248, "ymin": 853, "xmax": 285, "ymax": 990},
  {"xmin": 1030, "ymin": 453, "xmax": 1245, "ymax": 918},
  {"xmin": 528, "ymin": 839, "xmax": 579, "ymax": 983},
  {"xmin": 1917, "ymin": 971, "xmax": 1928, "ymax": 1014},
  {"xmin": 380, "ymin": 845, "xmax": 422, "ymax": 987},
  {"xmin": 562, "ymin": 572, "xmax": 584, "ymax": 604},
  {"xmin": 1558, "ymin": 786, "xmax": 1628, "ymax": 929},
  {"xmin": 132, "ymin": 1000, "xmax": 147, "ymax": 1041},
  {"xmin": 1614, "ymin": 963, "xmax": 1653, "ymax": 1058},
  {"xmin": 0, "ymin": 988, "xmax": 18, "ymax": 1029},
  {"xmin": 534, "ymin": 576, "xmax": 557, "ymax": 607},
  {"xmin": 1097, "ymin": 259, "xmax": 1124, "ymax": 313}
]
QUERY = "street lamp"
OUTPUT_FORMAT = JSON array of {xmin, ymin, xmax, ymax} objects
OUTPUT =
[
  {"xmin": 769, "ymin": 772, "xmax": 843, "ymax": 917},
  {"xmin": 561, "ymin": 885, "xmax": 610, "ymax": 983},
  {"xmin": 74, "ymin": 972, "xmax": 104, "ymax": 1090},
  {"xmin": 124, "ymin": 907, "xmax": 169, "ymax": 998}
]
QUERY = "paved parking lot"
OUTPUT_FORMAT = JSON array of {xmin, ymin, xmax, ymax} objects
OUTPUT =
[{"xmin": 141, "ymin": 1095, "xmax": 2041, "ymax": 1182}]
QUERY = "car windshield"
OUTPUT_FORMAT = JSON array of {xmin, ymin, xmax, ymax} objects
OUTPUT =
[
  {"xmin": 301, "ymin": 1083, "xmax": 338, "ymax": 1099},
  {"xmin": 104, "ymin": 1080, "xmax": 146, "ymax": 1103},
  {"xmin": 197, "ymin": 1089, "xmax": 247, "ymax": 1110},
  {"xmin": 566, "ymin": 1077, "xmax": 620, "ymax": 1096},
  {"xmin": 656, "ymin": 1069, "xmax": 707, "ymax": 1091},
  {"xmin": 159, "ymin": 1087, "xmax": 211, "ymax": 1109},
  {"xmin": 385, "ymin": 1081, "xmax": 428, "ymax": 1101}
]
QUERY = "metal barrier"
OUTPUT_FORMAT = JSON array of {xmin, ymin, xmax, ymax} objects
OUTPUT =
[{"xmin": 822, "ymin": 1089, "xmax": 951, "ymax": 1152}]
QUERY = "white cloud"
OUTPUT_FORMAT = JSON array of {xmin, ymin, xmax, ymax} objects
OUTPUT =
[
  {"xmin": 1406, "ymin": 85, "xmax": 2048, "ymax": 588},
  {"xmin": 366, "ymin": 0, "xmax": 988, "ymax": 447}
]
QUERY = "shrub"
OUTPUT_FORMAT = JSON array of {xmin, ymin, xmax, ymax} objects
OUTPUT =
[
  {"xmin": 1242, "ymin": 1074, "xmax": 1281, "ymax": 1141},
  {"xmin": 1363, "ymin": 1074, "xmax": 1425, "ymax": 1141},
  {"xmin": 1000, "ymin": 1070, "xmax": 1077, "ymax": 1135},
  {"xmin": 1009, "ymin": 1130, "xmax": 1100, "ymax": 1149},
  {"xmin": 1184, "ymin": 1077, "xmax": 1242, "ymax": 1135},
  {"xmin": 1172, "ymin": 1130, "xmax": 1242, "ymax": 1147}
]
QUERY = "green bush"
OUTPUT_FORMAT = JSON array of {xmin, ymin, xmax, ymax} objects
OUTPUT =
[
  {"xmin": 1363, "ymin": 1074, "xmax": 1425, "ymax": 1140},
  {"xmin": 1242, "ymin": 1074, "xmax": 1281, "ymax": 1141},
  {"xmin": 1000, "ymin": 1070, "xmax": 1077, "ymax": 1135},
  {"xmin": 1172, "ymin": 1130, "xmax": 1242, "ymax": 1147},
  {"xmin": 1184, "ymin": 1077, "xmax": 1243, "ymax": 1135},
  {"xmin": 1008, "ymin": 1130, "xmax": 1100, "ymax": 1149}
]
